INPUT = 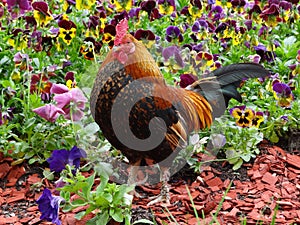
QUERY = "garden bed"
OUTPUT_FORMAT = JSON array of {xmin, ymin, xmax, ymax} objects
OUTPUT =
[{"xmin": 0, "ymin": 140, "xmax": 299, "ymax": 225}]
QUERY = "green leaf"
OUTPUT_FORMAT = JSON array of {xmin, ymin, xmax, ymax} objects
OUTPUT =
[
  {"xmin": 95, "ymin": 195, "xmax": 110, "ymax": 207},
  {"xmin": 75, "ymin": 211, "xmax": 86, "ymax": 220},
  {"xmin": 232, "ymin": 159, "xmax": 243, "ymax": 171},
  {"xmin": 283, "ymin": 36, "xmax": 296, "ymax": 47},
  {"xmin": 110, "ymin": 207, "xmax": 124, "ymax": 222},
  {"xmin": 0, "ymin": 55, "xmax": 10, "ymax": 65},
  {"xmin": 241, "ymin": 154, "xmax": 251, "ymax": 162},
  {"xmin": 43, "ymin": 170, "xmax": 54, "ymax": 180},
  {"xmin": 71, "ymin": 198, "xmax": 88, "ymax": 207},
  {"xmin": 28, "ymin": 158, "xmax": 38, "ymax": 164},
  {"xmin": 86, "ymin": 212, "xmax": 110, "ymax": 225},
  {"xmin": 96, "ymin": 176, "xmax": 109, "ymax": 195},
  {"xmin": 270, "ymin": 131, "xmax": 279, "ymax": 143},
  {"xmin": 82, "ymin": 173, "xmax": 95, "ymax": 199},
  {"xmin": 24, "ymin": 117, "xmax": 36, "ymax": 130},
  {"xmin": 32, "ymin": 58, "xmax": 40, "ymax": 68}
]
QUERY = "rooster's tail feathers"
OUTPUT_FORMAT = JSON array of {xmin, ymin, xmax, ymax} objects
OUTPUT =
[{"xmin": 188, "ymin": 63, "xmax": 270, "ymax": 118}]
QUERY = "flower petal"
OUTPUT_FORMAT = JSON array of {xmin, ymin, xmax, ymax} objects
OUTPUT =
[{"xmin": 50, "ymin": 83, "xmax": 69, "ymax": 94}]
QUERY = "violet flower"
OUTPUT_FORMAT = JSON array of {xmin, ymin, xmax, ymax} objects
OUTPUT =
[
  {"xmin": 162, "ymin": 46, "xmax": 185, "ymax": 68},
  {"xmin": 272, "ymin": 82, "xmax": 294, "ymax": 107},
  {"xmin": 0, "ymin": 106, "xmax": 15, "ymax": 126},
  {"xmin": 254, "ymin": 43, "xmax": 275, "ymax": 62},
  {"xmin": 166, "ymin": 26, "xmax": 183, "ymax": 43},
  {"xmin": 36, "ymin": 189, "xmax": 64, "ymax": 225},
  {"xmin": 32, "ymin": 104, "xmax": 65, "ymax": 123},
  {"xmin": 7, "ymin": 0, "xmax": 32, "ymax": 19},
  {"xmin": 128, "ymin": 7, "xmax": 141, "ymax": 18},
  {"xmin": 47, "ymin": 146, "xmax": 87, "ymax": 173},
  {"xmin": 192, "ymin": 20, "xmax": 208, "ymax": 33}
]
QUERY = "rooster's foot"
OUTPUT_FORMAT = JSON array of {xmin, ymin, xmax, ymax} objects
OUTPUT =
[{"xmin": 147, "ymin": 183, "xmax": 170, "ymax": 206}]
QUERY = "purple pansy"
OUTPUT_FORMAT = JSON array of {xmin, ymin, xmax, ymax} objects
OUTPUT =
[
  {"xmin": 0, "ymin": 106, "xmax": 15, "ymax": 126},
  {"xmin": 273, "ymin": 82, "xmax": 292, "ymax": 97},
  {"xmin": 36, "ymin": 189, "xmax": 64, "ymax": 225},
  {"xmin": 7, "ymin": 0, "xmax": 32, "ymax": 19},
  {"xmin": 254, "ymin": 43, "xmax": 275, "ymax": 62},
  {"xmin": 272, "ymin": 82, "xmax": 294, "ymax": 107},
  {"xmin": 129, "ymin": 7, "xmax": 141, "ymax": 18},
  {"xmin": 162, "ymin": 46, "xmax": 185, "ymax": 68},
  {"xmin": 47, "ymin": 146, "xmax": 87, "ymax": 173},
  {"xmin": 166, "ymin": 26, "xmax": 183, "ymax": 42},
  {"xmin": 192, "ymin": 19, "xmax": 208, "ymax": 33}
]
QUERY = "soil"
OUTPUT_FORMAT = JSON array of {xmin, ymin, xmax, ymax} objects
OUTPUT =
[{"xmin": 0, "ymin": 137, "xmax": 299, "ymax": 225}]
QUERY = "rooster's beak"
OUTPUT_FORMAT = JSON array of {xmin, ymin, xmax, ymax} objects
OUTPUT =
[{"xmin": 113, "ymin": 45, "xmax": 120, "ymax": 52}]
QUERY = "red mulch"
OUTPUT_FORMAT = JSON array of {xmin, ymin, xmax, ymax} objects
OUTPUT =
[{"xmin": 0, "ymin": 142, "xmax": 299, "ymax": 225}]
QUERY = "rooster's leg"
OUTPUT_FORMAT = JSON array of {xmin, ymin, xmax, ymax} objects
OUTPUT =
[
  {"xmin": 147, "ymin": 166, "xmax": 170, "ymax": 206},
  {"xmin": 128, "ymin": 160, "xmax": 147, "ymax": 198}
]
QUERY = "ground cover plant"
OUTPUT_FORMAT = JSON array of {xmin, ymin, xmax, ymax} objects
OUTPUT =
[{"xmin": 0, "ymin": 0, "xmax": 299, "ymax": 224}]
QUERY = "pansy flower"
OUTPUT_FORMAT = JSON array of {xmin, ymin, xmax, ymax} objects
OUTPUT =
[
  {"xmin": 188, "ymin": 0, "xmax": 203, "ymax": 18},
  {"xmin": 65, "ymin": 71, "xmax": 77, "ymax": 89},
  {"xmin": 75, "ymin": 0, "xmax": 96, "ymax": 10},
  {"xmin": 8, "ymin": 29, "xmax": 30, "ymax": 50},
  {"xmin": 162, "ymin": 46, "xmax": 185, "ymax": 70},
  {"xmin": 166, "ymin": 26, "xmax": 183, "ymax": 43},
  {"xmin": 272, "ymin": 82, "xmax": 294, "ymax": 108},
  {"xmin": 58, "ymin": 19, "xmax": 77, "ymax": 45},
  {"xmin": 30, "ymin": 73, "xmax": 53, "ymax": 102},
  {"xmin": 254, "ymin": 43, "xmax": 275, "ymax": 63},
  {"xmin": 129, "ymin": 7, "xmax": 141, "ymax": 18},
  {"xmin": 140, "ymin": 0, "xmax": 161, "ymax": 20},
  {"xmin": 252, "ymin": 111, "xmax": 264, "ymax": 128},
  {"xmin": 80, "ymin": 37, "xmax": 102, "ymax": 60},
  {"xmin": 13, "ymin": 52, "xmax": 31, "ymax": 71},
  {"xmin": 0, "ymin": 105, "xmax": 14, "ymax": 126},
  {"xmin": 84, "ymin": 16, "xmax": 101, "ymax": 38},
  {"xmin": 110, "ymin": 0, "xmax": 133, "ymax": 12},
  {"xmin": 134, "ymin": 29, "xmax": 155, "ymax": 48},
  {"xmin": 210, "ymin": 134, "xmax": 226, "ymax": 150},
  {"xmin": 102, "ymin": 24, "xmax": 116, "ymax": 48},
  {"xmin": 33, "ymin": 104, "xmax": 65, "ymax": 123},
  {"xmin": 208, "ymin": 5, "xmax": 225, "ymax": 21},
  {"xmin": 192, "ymin": 19, "xmax": 209, "ymax": 40},
  {"xmin": 36, "ymin": 189, "xmax": 64, "ymax": 225},
  {"xmin": 230, "ymin": 105, "xmax": 255, "ymax": 128},
  {"xmin": 179, "ymin": 73, "xmax": 198, "ymax": 88},
  {"xmin": 47, "ymin": 146, "xmax": 87, "ymax": 173},
  {"xmin": 32, "ymin": 1, "xmax": 53, "ymax": 27},
  {"xmin": 157, "ymin": 0, "xmax": 175, "ymax": 15},
  {"xmin": 7, "ymin": 0, "xmax": 32, "ymax": 19},
  {"xmin": 195, "ymin": 51, "xmax": 214, "ymax": 67}
]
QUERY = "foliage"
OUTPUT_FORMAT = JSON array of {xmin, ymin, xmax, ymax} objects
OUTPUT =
[{"xmin": 58, "ymin": 165, "xmax": 134, "ymax": 225}]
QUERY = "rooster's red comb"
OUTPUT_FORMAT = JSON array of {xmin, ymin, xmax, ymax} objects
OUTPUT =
[{"xmin": 114, "ymin": 19, "xmax": 129, "ymax": 46}]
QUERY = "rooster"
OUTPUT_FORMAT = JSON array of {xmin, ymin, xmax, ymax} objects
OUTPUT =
[{"xmin": 90, "ymin": 19, "xmax": 269, "ymax": 205}]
